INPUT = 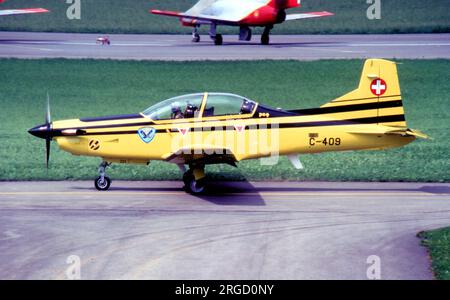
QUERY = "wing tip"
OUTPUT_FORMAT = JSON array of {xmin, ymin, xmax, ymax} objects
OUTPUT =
[{"xmin": 150, "ymin": 9, "xmax": 181, "ymax": 16}]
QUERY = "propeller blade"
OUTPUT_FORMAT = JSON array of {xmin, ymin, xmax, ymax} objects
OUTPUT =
[
  {"xmin": 46, "ymin": 137, "xmax": 51, "ymax": 169},
  {"xmin": 46, "ymin": 92, "xmax": 51, "ymax": 124}
]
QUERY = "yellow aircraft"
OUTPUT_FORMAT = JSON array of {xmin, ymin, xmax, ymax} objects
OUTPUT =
[{"xmin": 29, "ymin": 59, "xmax": 427, "ymax": 194}]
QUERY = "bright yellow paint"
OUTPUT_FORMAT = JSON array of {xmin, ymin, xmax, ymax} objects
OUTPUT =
[{"xmin": 50, "ymin": 59, "xmax": 426, "ymax": 168}]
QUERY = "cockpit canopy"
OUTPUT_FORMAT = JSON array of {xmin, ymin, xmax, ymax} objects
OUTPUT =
[{"xmin": 142, "ymin": 93, "xmax": 257, "ymax": 121}]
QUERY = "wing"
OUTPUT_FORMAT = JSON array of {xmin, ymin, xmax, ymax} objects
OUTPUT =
[
  {"xmin": 0, "ymin": 8, "xmax": 48, "ymax": 16},
  {"xmin": 150, "ymin": 9, "xmax": 239, "ymax": 25},
  {"xmin": 285, "ymin": 11, "xmax": 334, "ymax": 21},
  {"xmin": 164, "ymin": 147, "xmax": 238, "ymax": 166}
]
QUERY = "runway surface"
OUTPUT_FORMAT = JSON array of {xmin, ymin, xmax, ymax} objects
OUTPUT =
[
  {"xmin": 0, "ymin": 181, "xmax": 449, "ymax": 280},
  {"xmin": 0, "ymin": 32, "xmax": 449, "ymax": 60}
]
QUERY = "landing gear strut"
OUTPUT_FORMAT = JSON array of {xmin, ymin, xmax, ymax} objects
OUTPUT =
[
  {"xmin": 192, "ymin": 25, "xmax": 200, "ymax": 43},
  {"xmin": 261, "ymin": 25, "xmax": 273, "ymax": 45},
  {"xmin": 209, "ymin": 23, "xmax": 223, "ymax": 46},
  {"xmin": 95, "ymin": 161, "xmax": 111, "ymax": 191},
  {"xmin": 183, "ymin": 165, "xmax": 206, "ymax": 194}
]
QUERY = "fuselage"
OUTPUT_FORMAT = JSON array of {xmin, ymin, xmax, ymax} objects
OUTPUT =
[{"xmin": 31, "ymin": 92, "xmax": 415, "ymax": 165}]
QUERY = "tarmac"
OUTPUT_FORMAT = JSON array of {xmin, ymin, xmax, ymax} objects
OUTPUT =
[
  {"xmin": 0, "ymin": 180, "xmax": 449, "ymax": 279},
  {"xmin": 0, "ymin": 32, "xmax": 449, "ymax": 60}
]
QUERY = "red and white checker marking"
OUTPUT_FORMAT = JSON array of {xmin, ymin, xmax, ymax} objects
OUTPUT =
[{"xmin": 370, "ymin": 78, "xmax": 387, "ymax": 96}]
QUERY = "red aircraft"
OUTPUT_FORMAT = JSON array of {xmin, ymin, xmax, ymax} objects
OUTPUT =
[
  {"xmin": 0, "ymin": 0, "xmax": 48, "ymax": 16},
  {"xmin": 151, "ymin": 0, "xmax": 333, "ymax": 45}
]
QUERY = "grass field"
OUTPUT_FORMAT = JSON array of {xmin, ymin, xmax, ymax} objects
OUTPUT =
[
  {"xmin": 0, "ymin": 59, "xmax": 449, "ymax": 182},
  {"xmin": 419, "ymin": 227, "xmax": 450, "ymax": 280},
  {"xmin": 0, "ymin": 0, "xmax": 449, "ymax": 34}
]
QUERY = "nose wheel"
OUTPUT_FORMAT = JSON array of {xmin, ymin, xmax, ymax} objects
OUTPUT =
[
  {"xmin": 95, "ymin": 161, "xmax": 111, "ymax": 191},
  {"xmin": 95, "ymin": 176, "xmax": 111, "ymax": 191},
  {"xmin": 192, "ymin": 25, "xmax": 200, "ymax": 43}
]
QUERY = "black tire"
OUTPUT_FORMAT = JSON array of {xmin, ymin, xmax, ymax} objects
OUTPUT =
[
  {"xmin": 183, "ymin": 169, "xmax": 194, "ymax": 186},
  {"xmin": 183, "ymin": 170, "xmax": 206, "ymax": 194},
  {"xmin": 214, "ymin": 34, "xmax": 223, "ymax": 46},
  {"xmin": 261, "ymin": 34, "xmax": 270, "ymax": 45},
  {"xmin": 187, "ymin": 178, "xmax": 206, "ymax": 194},
  {"xmin": 95, "ymin": 176, "xmax": 111, "ymax": 191},
  {"xmin": 246, "ymin": 29, "xmax": 252, "ymax": 41},
  {"xmin": 192, "ymin": 34, "xmax": 200, "ymax": 43}
]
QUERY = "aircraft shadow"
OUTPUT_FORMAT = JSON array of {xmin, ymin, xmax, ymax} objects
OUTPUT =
[
  {"xmin": 194, "ymin": 41, "xmax": 342, "ymax": 48},
  {"xmin": 71, "ymin": 180, "xmax": 267, "ymax": 206},
  {"xmin": 249, "ymin": 184, "xmax": 450, "ymax": 195},
  {"xmin": 196, "ymin": 180, "xmax": 266, "ymax": 206}
]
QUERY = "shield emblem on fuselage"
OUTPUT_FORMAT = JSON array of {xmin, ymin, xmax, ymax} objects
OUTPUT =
[{"xmin": 137, "ymin": 127, "xmax": 156, "ymax": 144}]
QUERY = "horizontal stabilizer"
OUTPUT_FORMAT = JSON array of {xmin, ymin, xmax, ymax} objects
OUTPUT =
[
  {"xmin": 286, "ymin": 11, "xmax": 333, "ymax": 21},
  {"xmin": 348, "ymin": 128, "xmax": 430, "ymax": 139},
  {"xmin": 151, "ymin": 9, "xmax": 233, "ymax": 24}
]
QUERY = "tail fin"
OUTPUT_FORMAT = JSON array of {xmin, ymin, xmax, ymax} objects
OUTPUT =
[
  {"xmin": 322, "ymin": 59, "xmax": 407, "ymax": 127},
  {"xmin": 269, "ymin": 0, "xmax": 300, "ymax": 9}
]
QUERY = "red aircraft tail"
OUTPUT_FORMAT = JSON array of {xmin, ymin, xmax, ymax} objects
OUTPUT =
[{"xmin": 269, "ymin": 0, "xmax": 301, "ymax": 9}]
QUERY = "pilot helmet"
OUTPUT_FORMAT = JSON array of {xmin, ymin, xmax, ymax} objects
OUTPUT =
[
  {"xmin": 171, "ymin": 101, "xmax": 181, "ymax": 113},
  {"xmin": 184, "ymin": 103, "xmax": 198, "ymax": 118},
  {"xmin": 241, "ymin": 99, "xmax": 255, "ymax": 114}
]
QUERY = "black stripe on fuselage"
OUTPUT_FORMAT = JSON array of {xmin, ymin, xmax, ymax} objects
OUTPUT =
[
  {"xmin": 59, "ymin": 100, "xmax": 403, "ymax": 132},
  {"xmin": 318, "ymin": 94, "xmax": 402, "ymax": 103},
  {"xmin": 289, "ymin": 100, "xmax": 403, "ymax": 115},
  {"xmin": 64, "ymin": 115, "xmax": 406, "ymax": 137}
]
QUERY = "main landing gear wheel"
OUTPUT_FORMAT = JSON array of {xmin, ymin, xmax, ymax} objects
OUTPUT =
[
  {"xmin": 214, "ymin": 34, "xmax": 223, "ymax": 46},
  {"xmin": 261, "ymin": 33, "xmax": 270, "ymax": 45},
  {"xmin": 246, "ymin": 30, "xmax": 252, "ymax": 41},
  {"xmin": 183, "ymin": 170, "xmax": 206, "ymax": 194},
  {"xmin": 95, "ymin": 176, "xmax": 111, "ymax": 191},
  {"xmin": 261, "ymin": 25, "xmax": 272, "ymax": 45}
]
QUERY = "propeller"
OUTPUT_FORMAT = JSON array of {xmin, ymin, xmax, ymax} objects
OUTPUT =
[
  {"xmin": 45, "ymin": 93, "xmax": 52, "ymax": 168},
  {"xmin": 28, "ymin": 93, "xmax": 54, "ymax": 168}
]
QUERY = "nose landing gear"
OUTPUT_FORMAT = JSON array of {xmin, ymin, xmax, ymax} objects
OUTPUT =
[
  {"xmin": 192, "ymin": 25, "xmax": 200, "ymax": 43},
  {"xmin": 94, "ymin": 161, "xmax": 111, "ymax": 191}
]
